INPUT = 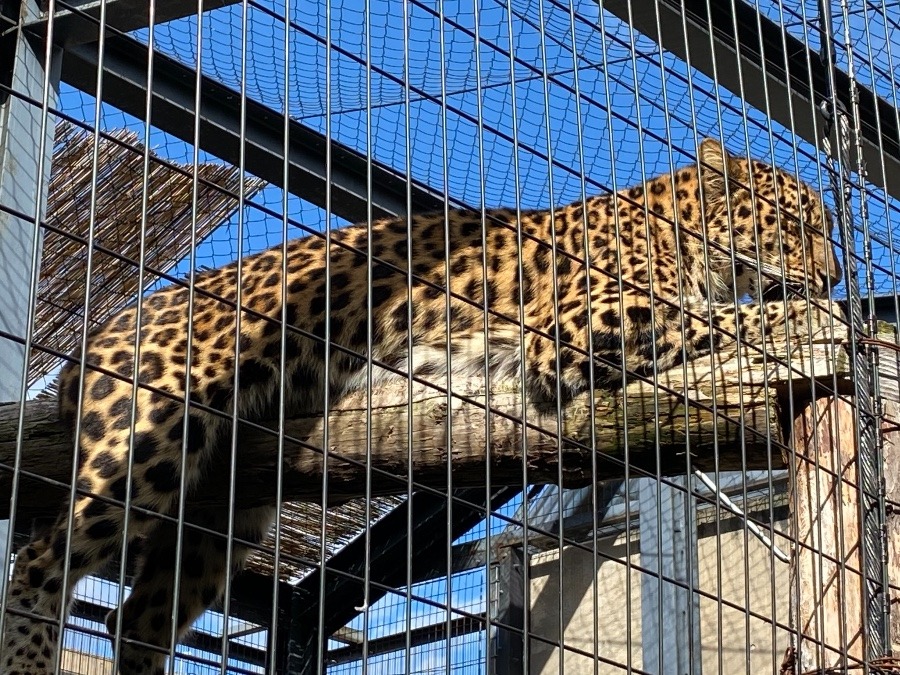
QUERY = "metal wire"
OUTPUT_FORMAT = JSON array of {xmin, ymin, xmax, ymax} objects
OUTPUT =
[
  {"xmin": 468, "ymin": 0, "xmax": 496, "ymax": 665},
  {"xmin": 109, "ymin": 0, "xmax": 159, "ymax": 670},
  {"xmin": 434, "ymin": 2, "xmax": 458, "ymax": 673},
  {"xmin": 0, "ymin": 0, "xmax": 60, "ymax": 652},
  {"xmin": 401, "ymin": 0, "xmax": 416, "ymax": 671},
  {"xmin": 2, "ymin": 1, "xmax": 900, "ymax": 674},
  {"xmin": 314, "ymin": 0, "xmax": 335, "ymax": 670},
  {"xmin": 818, "ymin": 0, "xmax": 888, "ymax": 659},
  {"xmin": 267, "ymin": 0, "xmax": 293, "ymax": 664}
]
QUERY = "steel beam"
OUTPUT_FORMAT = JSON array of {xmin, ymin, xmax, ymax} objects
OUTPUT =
[
  {"xmin": 324, "ymin": 613, "xmax": 487, "ymax": 666},
  {"xmin": 280, "ymin": 487, "xmax": 520, "ymax": 674},
  {"xmin": 54, "ymin": 33, "xmax": 446, "ymax": 225},
  {"xmin": 1, "ymin": 0, "xmax": 61, "ymax": 597},
  {"xmin": 492, "ymin": 547, "xmax": 525, "ymax": 675},
  {"xmin": 25, "ymin": 0, "xmax": 240, "ymax": 47},
  {"xmin": 638, "ymin": 476, "xmax": 701, "ymax": 675},
  {"xmin": 71, "ymin": 598, "xmax": 269, "ymax": 669},
  {"xmin": 0, "ymin": 0, "xmax": 60, "ymax": 400},
  {"xmin": 602, "ymin": 0, "xmax": 900, "ymax": 201}
]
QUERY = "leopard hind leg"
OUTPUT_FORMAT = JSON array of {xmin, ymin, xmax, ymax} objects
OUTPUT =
[
  {"xmin": 103, "ymin": 505, "xmax": 275, "ymax": 675},
  {"xmin": 1, "ymin": 376, "xmax": 220, "ymax": 675}
]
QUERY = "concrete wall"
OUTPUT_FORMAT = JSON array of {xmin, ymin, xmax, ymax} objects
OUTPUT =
[
  {"xmin": 529, "ymin": 532, "xmax": 644, "ymax": 674},
  {"xmin": 61, "ymin": 649, "xmax": 114, "ymax": 675},
  {"xmin": 527, "ymin": 517, "xmax": 791, "ymax": 674}
]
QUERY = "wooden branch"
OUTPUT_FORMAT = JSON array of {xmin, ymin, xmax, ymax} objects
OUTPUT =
[
  {"xmin": 790, "ymin": 396, "xmax": 865, "ymax": 670},
  {"xmin": 877, "ymin": 329, "xmax": 900, "ymax": 651},
  {"xmin": 788, "ymin": 321, "xmax": 897, "ymax": 670},
  {"xmin": 0, "ymin": 304, "xmax": 852, "ymax": 526}
]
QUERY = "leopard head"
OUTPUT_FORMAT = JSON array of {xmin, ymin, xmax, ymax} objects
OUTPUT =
[{"xmin": 697, "ymin": 138, "xmax": 843, "ymax": 301}]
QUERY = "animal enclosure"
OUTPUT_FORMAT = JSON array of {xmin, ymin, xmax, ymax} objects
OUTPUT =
[{"xmin": 0, "ymin": 0, "xmax": 899, "ymax": 674}]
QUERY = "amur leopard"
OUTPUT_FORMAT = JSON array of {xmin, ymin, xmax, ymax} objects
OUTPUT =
[{"xmin": 2, "ymin": 138, "xmax": 843, "ymax": 674}]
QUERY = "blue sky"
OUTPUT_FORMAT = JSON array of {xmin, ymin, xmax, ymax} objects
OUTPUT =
[
  {"xmin": 59, "ymin": 0, "xmax": 900, "ymax": 295},
  {"xmin": 43, "ymin": 0, "xmax": 900, "ymax": 672}
]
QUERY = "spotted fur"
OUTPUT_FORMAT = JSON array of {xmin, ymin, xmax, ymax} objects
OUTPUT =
[{"xmin": 2, "ymin": 139, "xmax": 842, "ymax": 673}]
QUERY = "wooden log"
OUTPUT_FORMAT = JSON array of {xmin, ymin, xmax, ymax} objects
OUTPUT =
[
  {"xmin": 876, "ymin": 328, "xmax": 900, "ymax": 650},
  {"xmin": 787, "ymin": 321, "xmax": 897, "ymax": 671},
  {"xmin": 0, "ymin": 303, "xmax": 852, "ymax": 527},
  {"xmin": 789, "ymin": 395, "xmax": 866, "ymax": 670}
]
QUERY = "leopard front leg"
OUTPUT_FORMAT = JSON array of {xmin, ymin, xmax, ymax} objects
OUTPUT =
[
  {"xmin": 683, "ymin": 297, "xmax": 846, "ymax": 360},
  {"xmin": 523, "ymin": 293, "xmax": 843, "ymax": 399},
  {"xmin": 523, "ymin": 289, "xmax": 689, "ymax": 398}
]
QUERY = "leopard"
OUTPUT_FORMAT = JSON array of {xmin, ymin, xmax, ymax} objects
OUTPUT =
[{"xmin": 1, "ymin": 138, "xmax": 843, "ymax": 674}]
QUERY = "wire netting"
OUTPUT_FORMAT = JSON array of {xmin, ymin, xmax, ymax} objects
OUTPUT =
[{"xmin": 0, "ymin": 0, "xmax": 898, "ymax": 673}]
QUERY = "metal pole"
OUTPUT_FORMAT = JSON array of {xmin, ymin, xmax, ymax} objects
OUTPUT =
[{"xmin": 0, "ymin": 0, "xmax": 60, "ymax": 601}]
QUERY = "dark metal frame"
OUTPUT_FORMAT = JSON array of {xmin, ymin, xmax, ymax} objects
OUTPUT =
[
  {"xmin": 3, "ymin": 0, "xmax": 900, "ymax": 670},
  {"xmin": 58, "ymin": 34, "xmax": 447, "ymax": 225},
  {"xmin": 602, "ymin": 0, "xmax": 900, "ymax": 198},
  {"xmin": 279, "ymin": 487, "xmax": 520, "ymax": 673}
]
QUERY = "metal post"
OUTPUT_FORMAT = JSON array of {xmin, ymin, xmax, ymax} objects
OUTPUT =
[
  {"xmin": 492, "ymin": 546, "xmax": 525, "ymax": 675},
  {"xmin": 0, "ymin": 0, "xmax": 60, "ymax": 401},
  {"xmin": 0, "ymin": 0, "xmax": 60, "ymax": 595},
  {"xmin": 639, "ymin": 476, "xmax": 702, "ymax": 674}
]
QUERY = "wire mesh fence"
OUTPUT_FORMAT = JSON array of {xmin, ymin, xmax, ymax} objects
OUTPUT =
[{"xmin": 0, "ymin": 0, "xmax": 899, "ymax": 673}]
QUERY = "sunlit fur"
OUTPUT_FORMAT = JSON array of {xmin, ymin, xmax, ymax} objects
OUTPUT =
[{"xmin": 2, "ymin": 139, "xmax": 841, "ymax": 674}]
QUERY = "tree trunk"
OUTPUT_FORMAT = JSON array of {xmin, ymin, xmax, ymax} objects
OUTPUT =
[{"xmin": 0, "ymin": 304, "xmax": 852, "ymax": 526}]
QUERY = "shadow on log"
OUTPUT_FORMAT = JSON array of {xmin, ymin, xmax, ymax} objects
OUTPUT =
[{"xmin": 0, "ymin": 302, "xmax": 853, "ymax": 526}]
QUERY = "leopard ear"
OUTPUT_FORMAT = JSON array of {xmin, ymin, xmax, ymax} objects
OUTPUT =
[{"xmin": 699, "ymin": 138, "xmax": 746, "ymax": 202}]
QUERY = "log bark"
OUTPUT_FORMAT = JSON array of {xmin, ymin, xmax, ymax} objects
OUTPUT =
[
  {"xmin": 877, "ymin": 329, "xmax": 900, "ymax": 651},
  {"xmin": 789, "ymin": 396, "xmax": 865, "ymax": 670},
  {"xmin": 0, "ymin": 305, "xmax": 852, "ymax": 526},
  {"xmin": 787, "ymin": 321, "xmax": 897, "ymax": 671}
]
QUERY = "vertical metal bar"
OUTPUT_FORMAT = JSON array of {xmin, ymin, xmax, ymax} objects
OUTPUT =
[
  {"xmin": 468, "ymin": 0, "xmax": 494, "ymax": 664},
  {"xmin": 269, "ymin": 0, "xmax": 293, "ymax": 668},
  {"xmin": 727, "ymin": 8, "xmax": 766, "ymax": 671},
  {"xmin": 220, "ymin": 0, "xmax": 252, "ymax": 669},
  {"xmin": 818, "ymin": 0, "xmax": 886, "ymax": 659},
  {"xmin": 527, "ymin": 0, "xmax": 567, "ymax": 667},
  {"xmin": 497, "ymin": 1, "xmax": 534, "ymax": 671},
  {"xmin": 315, "ymin": 0, "xmax": 335, "ymax": 668},
  {"xmin": 0, "ymin": 0, "xmax": 60, "ymax": 631},
  {"xmin": 556, "ymin": 3, "xmax": 600, "ymax": 671},
  {"xmin": 435, "ymin": 2, "xmax": 457, "ymax": 672},
  {"xmin": 111, "ymin": 0, "xmax": 159, "ymax": 671},
  {"xmin": 592, "ymin": 3, "xmax": 636, "ymax": 670},
  {"xmin": 401, "ymin": 0, "xmax": 415, "ymax": 671},
  {"xmin": 362, "ymin": 0, "xmax": 374, "ymax": 669}
]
